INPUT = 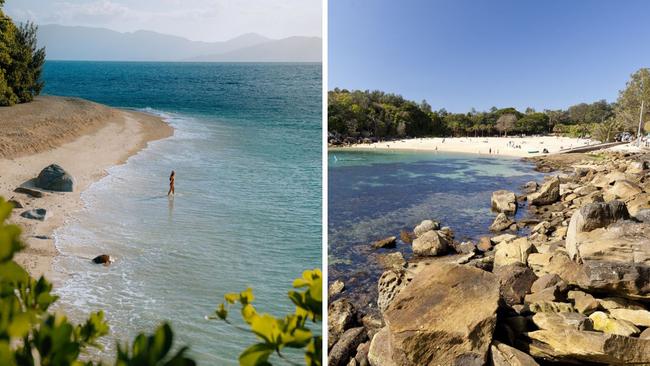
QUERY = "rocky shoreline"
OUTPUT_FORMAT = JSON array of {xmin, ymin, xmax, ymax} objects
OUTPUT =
[{"xmin": 328, "ymin": 150, "xmax": 650, "ymax": 365}]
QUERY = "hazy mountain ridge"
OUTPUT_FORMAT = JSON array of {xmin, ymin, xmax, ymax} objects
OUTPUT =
[{"xmin": 37, "ymin": 24, "xmax": 321, "ymax": 62}]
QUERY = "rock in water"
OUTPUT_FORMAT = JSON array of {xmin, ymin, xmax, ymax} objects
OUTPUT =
[
  {"xmin": 413, "ymin": 220, "xmax": 439, "ymax": 237},
  {"xmin": 328, "ymin": 298, "xmax": 357, "ymax": 348},
  {"xmin": 92, "ymin": 254, "xmax": 113, "ymax": 265},
  {"xmin": 369, "ymin": 263, "xmax": 499, "ymax": 365},
  {"xmin": 20, "ymin": 208, "xmax": 47, "ymax": 221},
  {"xmin": 490, "ymin": 212, "xmax": 514, "ymax": 232},
  {"xmin": 328, "ymin": 327, "xmax": 367, "ymax": 366},
  {"xmin": 372, "ymin": 236, "xmax": 396, "ymax": 249},
  {"xmin": 528, "ymin": 176, "xmax": 560, "ymax": 206},
  {"xmin": 491, "ymin": 190, "xmax": 517, "ymax": 214},
  {"xmin": 36, "ymin": 164, "xmax": 75, "ymax": 192},
  {"xmin": 411, "ymin": 230, "xmax": 449, "ymax": 256}
]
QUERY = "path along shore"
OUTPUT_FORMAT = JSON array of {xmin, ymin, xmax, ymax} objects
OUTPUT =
[{"xmin": 0, "ymin": 96, "xmax": 172, "ymax": 282}]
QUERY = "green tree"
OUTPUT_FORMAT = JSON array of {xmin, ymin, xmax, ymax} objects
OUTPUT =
[
  {"xmin": 0, "ymin": 0, "xmax": 45, "ymax": 106},
  {"xmin": 615, "ymin": 68, "xmax": 650, "ymax": 133}
]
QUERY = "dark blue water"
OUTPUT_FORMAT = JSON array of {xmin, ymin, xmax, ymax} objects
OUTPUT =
[
  {"xmin": 43, "ymin": 61, "xmax": 322, "ymax": 365},
  {"xmin": 328, "ymin": 150, "xmax": 542, "ymax": 306}
]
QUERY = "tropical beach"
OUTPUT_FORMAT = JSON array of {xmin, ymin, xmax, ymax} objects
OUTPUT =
[{"xmin": 0, "ymin": 96, "xmax": 172, "ymax": 280}]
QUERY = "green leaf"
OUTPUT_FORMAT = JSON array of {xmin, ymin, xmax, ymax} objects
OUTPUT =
[{"xmin": 238, "ymin": 343, "xmax": 274, "ymax": 366}]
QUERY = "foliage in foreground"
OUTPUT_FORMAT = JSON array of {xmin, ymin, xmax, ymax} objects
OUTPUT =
[
  {"xmin": 0, "ymin": 0, "xmax": 45, "ymax": 106},
  {"xmin": 0, "ymin": 197, "xmax": 195, "ymax": 366},
  {"xmin": 209, "ymin": 269, "xmax": 322, "ymax": 366}
]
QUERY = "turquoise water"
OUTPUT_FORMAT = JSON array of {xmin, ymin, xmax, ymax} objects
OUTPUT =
[
  {"xmin": 43, "ymin": 61, "xmax": 322, "ymax": 364},
  {"xmin": 328, "ymin": 150, "xmax": 543, "ymax": 307}
]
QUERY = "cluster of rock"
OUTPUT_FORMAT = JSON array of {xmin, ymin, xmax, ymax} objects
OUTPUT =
[
  {"xmin": 328, "ymin": 132, "xmax": 384, "ymax": 147},
  {"xmin": 327, "ymin": 151, "xmax": 650, "ymax": 365}
]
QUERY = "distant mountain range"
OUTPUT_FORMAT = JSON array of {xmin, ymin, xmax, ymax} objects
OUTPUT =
[{"xmin": 37, "ymin": 24, "xmax": 321, "ymax": 62}]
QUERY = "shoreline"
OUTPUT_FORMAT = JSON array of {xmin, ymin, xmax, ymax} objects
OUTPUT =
[
  {"xmin": 0, "ymin": 96, "xmax": 173, "ymax": 283},
  {"xmin": 330, "ymin": 136, "xmax": 598, "ymax": 157}
]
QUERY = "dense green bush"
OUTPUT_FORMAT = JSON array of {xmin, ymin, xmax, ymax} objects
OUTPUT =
[{"xmin": 0, "ymin": 0, "xmax": 45, "ymax": 106}]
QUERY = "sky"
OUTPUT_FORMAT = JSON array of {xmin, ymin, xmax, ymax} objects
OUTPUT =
[
  {"xmin": 329, "ymin": 0, "xmax": 650, "ymax": 112},
  {"xmin": 4, "ymin": 0, "xmax": 322, "ymax": 42}
]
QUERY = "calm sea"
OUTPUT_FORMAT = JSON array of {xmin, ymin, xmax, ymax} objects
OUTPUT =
[
  {"xmin": 43, "ymin": 61, "xmax": 322, "ymax": 364},
  {"xmin": 328, "ymin": 150, "xmax": 543, "ymax": 307}
]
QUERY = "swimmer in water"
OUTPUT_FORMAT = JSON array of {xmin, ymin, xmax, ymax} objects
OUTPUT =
[{"xmin": 168, "ymin": 170, "xmax": 175, "ymax": 196}]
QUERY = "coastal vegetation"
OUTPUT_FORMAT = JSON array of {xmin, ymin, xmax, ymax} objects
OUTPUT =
[
  {"xmin": 329, "ymin": 68, "xmax": 650, "ymax": 142},
  {"xmin": 0, "ymin": 0, "xmax": 45, "ymax": 106}
]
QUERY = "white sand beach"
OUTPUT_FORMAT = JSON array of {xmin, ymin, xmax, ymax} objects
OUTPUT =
[
  {"xmin": 342, "ymin": 136, "xmax": 599, "ymax": 157},
  {"xmin": 0, "ymin": 96, "xmax": 173, "ymax": 281}
]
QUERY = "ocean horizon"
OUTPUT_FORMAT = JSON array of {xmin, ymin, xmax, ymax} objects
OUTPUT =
[{"xmin": 43, "ymin": 61, "xmax": 322, "ymax": 364}]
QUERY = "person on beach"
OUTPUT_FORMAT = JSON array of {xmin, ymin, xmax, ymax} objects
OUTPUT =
[{"xmin": 168, "ymin": 170, "xmax": 175, "ymax": 196}]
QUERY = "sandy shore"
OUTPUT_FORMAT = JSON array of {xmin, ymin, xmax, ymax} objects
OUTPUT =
[
  {"xmin": 339, "ymin": 136, "xmax": 598, "ymax": 157},
  {"xmin": 0, "ymin": 96, "xmax": 173, "ymax": 281}
]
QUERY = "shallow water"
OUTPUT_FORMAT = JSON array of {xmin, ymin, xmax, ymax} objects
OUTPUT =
[
  {"xmin": 328, "ymin": 149, "xmax": 543, "ymax": 306},
  {"xmin": 43, "ymin": 61, "xmax": 322, "ymax": 364}
]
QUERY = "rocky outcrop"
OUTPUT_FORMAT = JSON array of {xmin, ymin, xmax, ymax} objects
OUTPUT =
[
  {"xmin": 328, "ymin": 327, "xmax": 367, "ymax": 366},
  {"xmin": 493, "ymin": 263, "xmax": 537, "ymax": 306},
  {"xmin": 494, "ymin": 237, "xmax": 534, "ymax": 267},
  {"xmin": 490, "ymin": 341, "xmax": 539, "ymax": 366},
  {"xmin": 369, "ymin": 264, "xmax": 499, "ymax": 365},
  {"xmin": 528, "ymin": 176, "xmax": 560, "ymax": 206},
  {"xmin": 492, "ymin": 190, "xmax": 517, "ymax": 214},
  {"xmin": 36, "ymin": 164, "xmax": 75, "ymax": 192}
]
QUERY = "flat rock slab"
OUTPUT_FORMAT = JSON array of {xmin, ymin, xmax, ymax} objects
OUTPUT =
[
  {"xmin": 14, "ymin": 187, "xmax": 43, "ymax": 198},
  {"xmin": 20, "ymin": 208, "xmax": 47, "ymax": 221}
]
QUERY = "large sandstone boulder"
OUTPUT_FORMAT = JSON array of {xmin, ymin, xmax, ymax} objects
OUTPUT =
[
  {"xmin": 494, "ymin": 237, "xmax": 534, "ymax": 267},
  {"xmin": 369, "ymin": 263, "xmax": 499, "ymax": 365},
  {"xmin": 377, "ymin": 269, "xmax": 407, "ymax": 313},
  {"xmin": 36, "ymin": 164, "xmax": 74, "ymax": 192},
  {"xmin": 528, "ymin": 176, "xmax": 560, "ymax": 206},
  {"xmin": 491, "ymin": 190, "xmax": 517, "ymax": 214},
  {"xmin": 411, "ymin": 230, "xmax": 449, "ymax": 256},
  {"xmin": 565, "ymin": 201, "xmax": 630, "ymax": 261}
]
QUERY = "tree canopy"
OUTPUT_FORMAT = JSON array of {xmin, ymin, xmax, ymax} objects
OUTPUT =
[
  {"xmin": 330, "ymin": 69, "xmax": 648, "ymax": 142},
  {"xmin": 0, "ymin": 1, "xmax": 45, "ymax": 106}
]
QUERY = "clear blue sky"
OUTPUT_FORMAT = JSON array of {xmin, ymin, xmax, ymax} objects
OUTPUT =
[{"xmin": 329, "ymin": 0, "xmax": 650, "ymax": 112}]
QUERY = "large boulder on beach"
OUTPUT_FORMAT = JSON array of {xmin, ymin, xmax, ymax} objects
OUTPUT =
[
  {"xmin": 528, "ymin": 176, "xmax": 560, "ymax": 206},
  {"xmin": 369, "ymin": 263, "xmax": 499, "ymax": 365},
  {"xmin": 491, "ymin": 190, "xmax": 517, "ymax": 214},
  {"xmin": 566, "ymin": 201, "xmax": 630, "ymax": 261},
  {"xmin": 411, "ymin": 230, "xmax": 449, "ymax": 256},
  {"xmin": 36, "ymin": 164, "xmax": 74, "ymax": 192}
]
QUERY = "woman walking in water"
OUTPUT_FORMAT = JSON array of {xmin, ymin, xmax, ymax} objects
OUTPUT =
[{"xmin": 168, "ymin": 170, "xmax": 175, "ymax": 196}]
